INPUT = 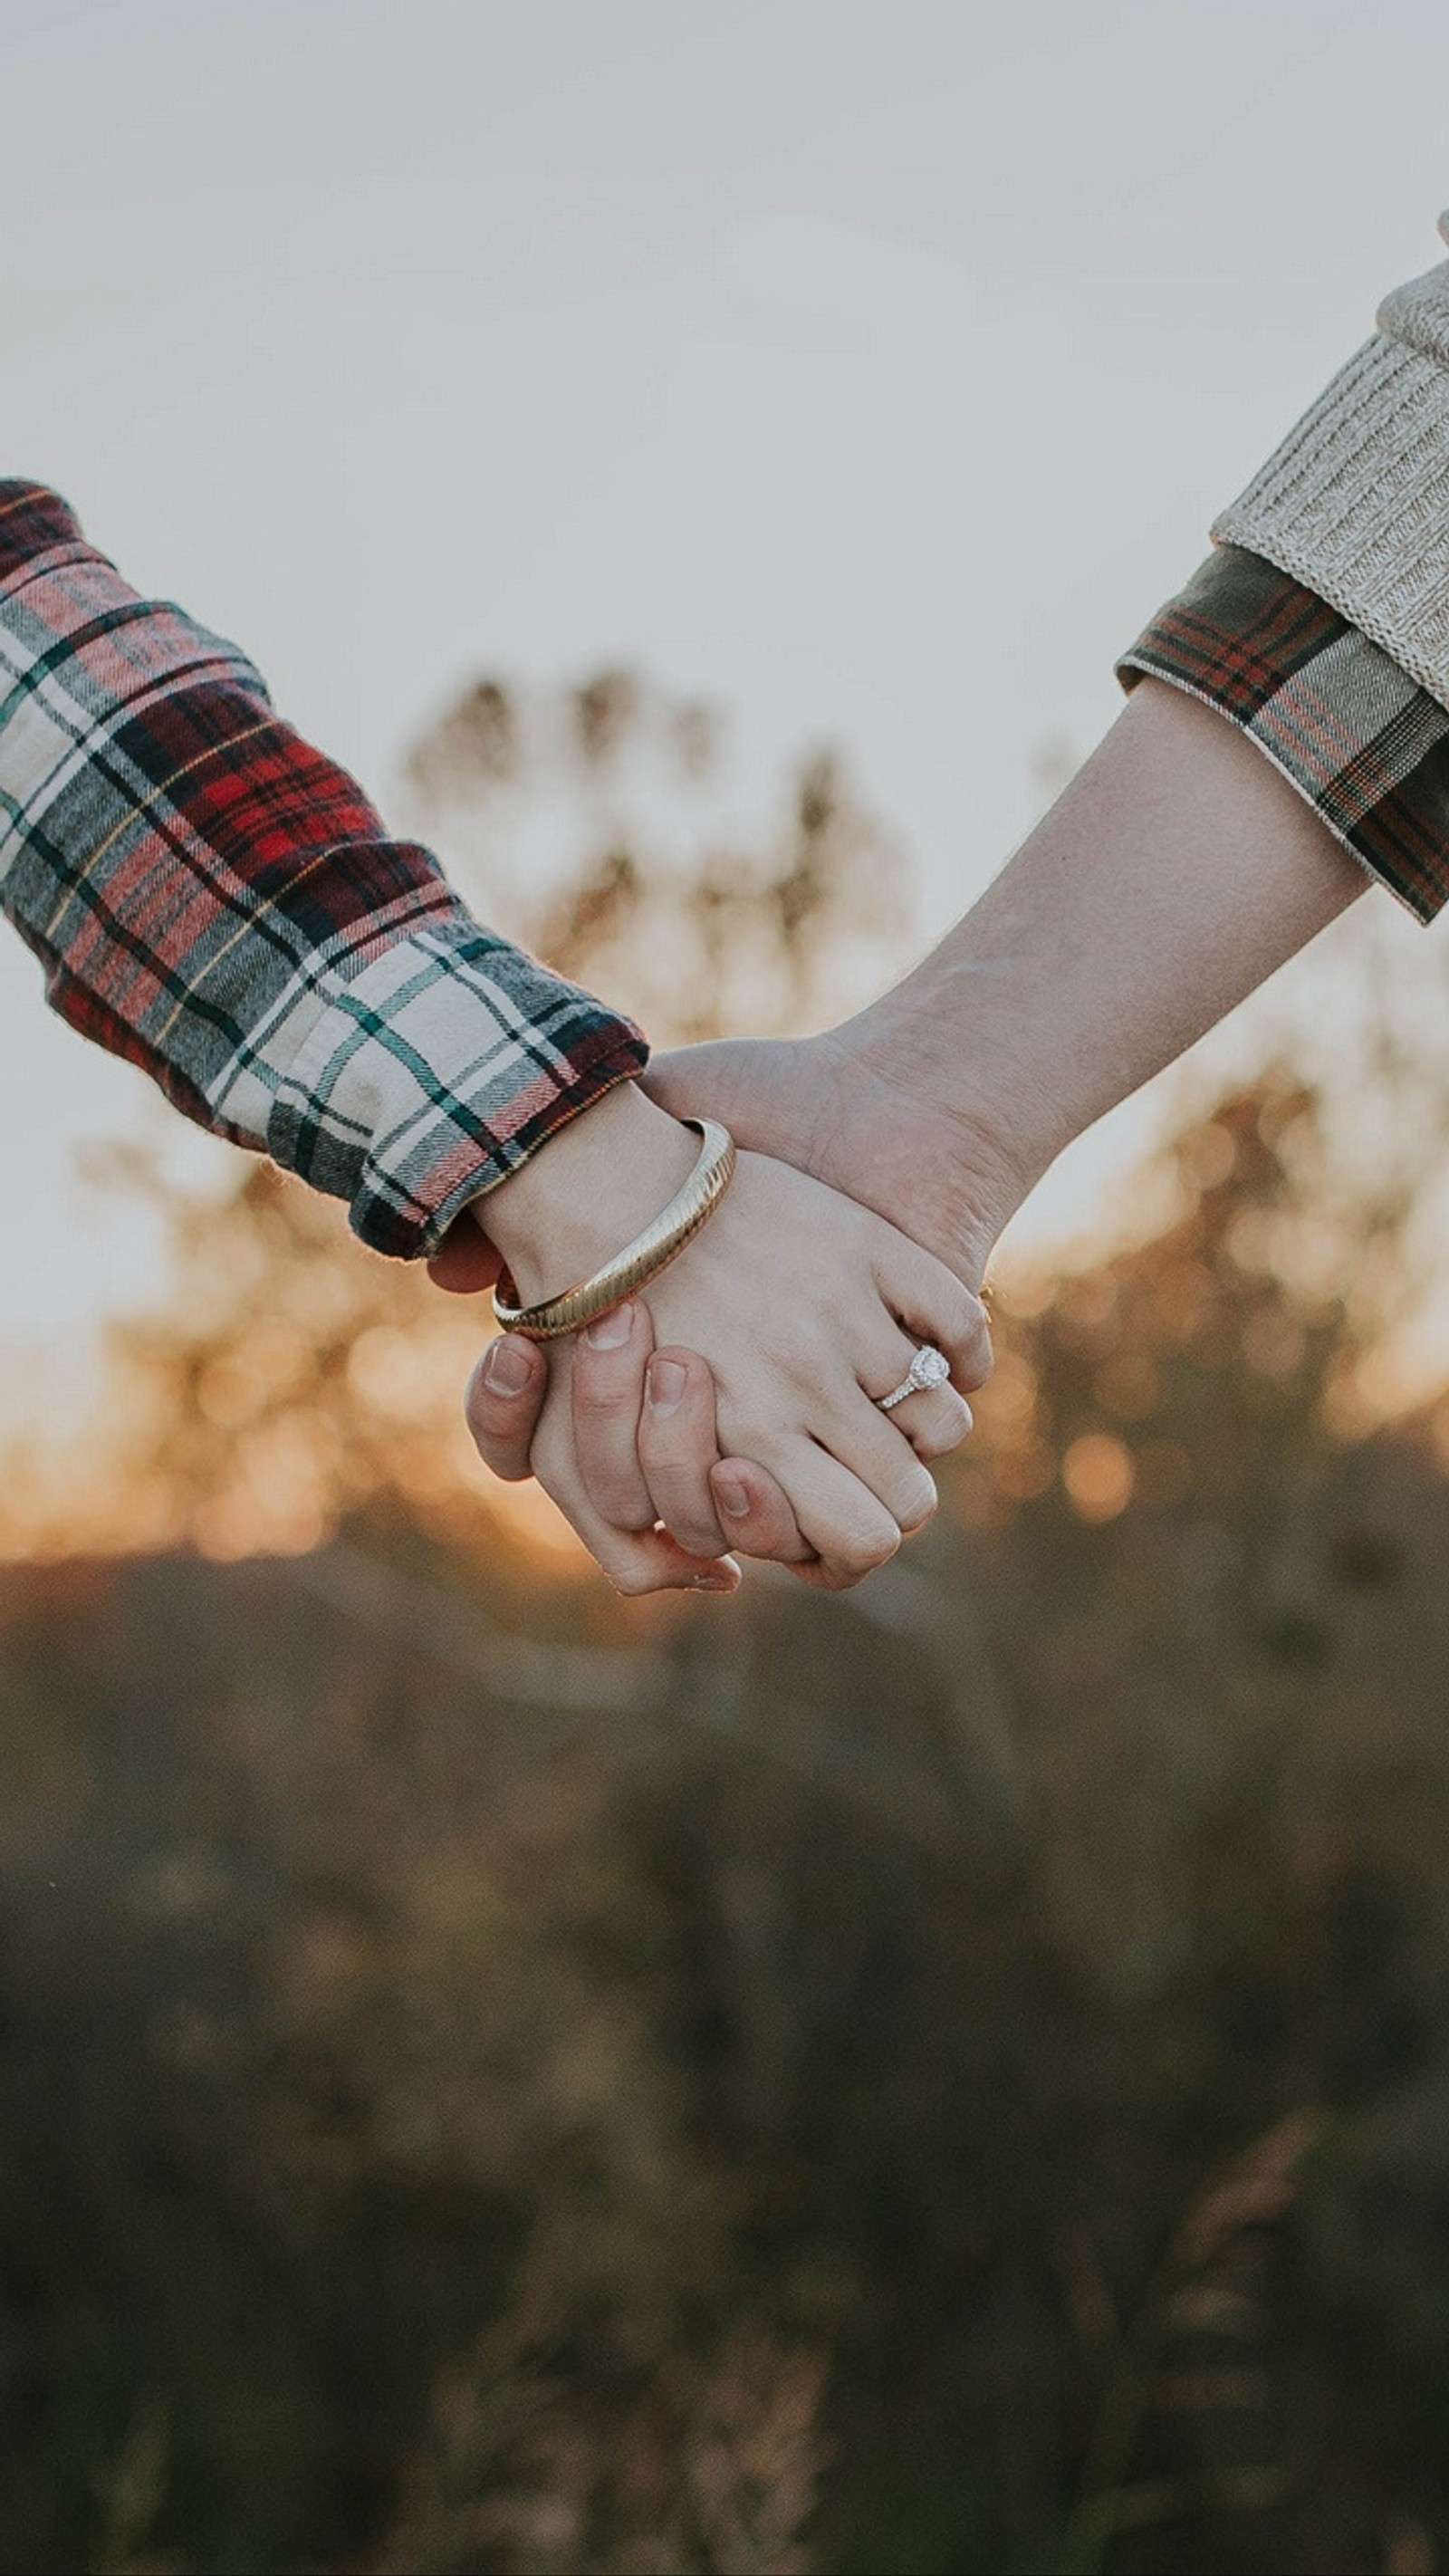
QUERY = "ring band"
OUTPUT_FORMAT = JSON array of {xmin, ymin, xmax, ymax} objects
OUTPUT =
[
  {"xmin": 492, "ymin": 1116, "xmax": 736, "ymax": 1340},
  {"xmin": 876, "ymin": 1342, "xmax": 951, "ymax": 1411}
]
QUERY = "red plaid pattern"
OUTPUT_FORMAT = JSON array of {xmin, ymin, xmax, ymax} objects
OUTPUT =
[
  {"xmin": 0, "ymin": 485, "xmax": 648, "ymax": 1258},
  {"xmin": 1119, "ymin": 545, "xmax": 1449, "ymax": 923}
]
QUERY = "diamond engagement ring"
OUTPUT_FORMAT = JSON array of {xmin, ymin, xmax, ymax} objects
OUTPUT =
[{"xmin": 875, "ymin": 1343, "xmax": 952, "ymax": 1412}]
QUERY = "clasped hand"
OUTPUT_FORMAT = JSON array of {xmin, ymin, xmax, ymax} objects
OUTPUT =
[{"xmin": 429, "ymin": 1062, "xmax": 993, "ymax": 1594}]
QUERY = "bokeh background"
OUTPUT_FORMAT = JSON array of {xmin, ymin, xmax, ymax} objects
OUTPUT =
[{"xmin": 6, "ymin": 5, "xmax": 1449, "ymax": 2570}]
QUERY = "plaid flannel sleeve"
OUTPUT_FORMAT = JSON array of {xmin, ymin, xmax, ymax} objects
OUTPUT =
[
  {"xmin": 1118, "ymin": 543, "xmax": 1449, "ymax": 925},
  {"xmin": 0, "ymin": 482, "xmax": 648, "ymax": 1259}
]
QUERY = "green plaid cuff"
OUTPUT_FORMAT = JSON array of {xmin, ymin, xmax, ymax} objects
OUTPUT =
[{"xmin": 1118, "ymin": 545, "xmax": 1449, "ymax": 924}]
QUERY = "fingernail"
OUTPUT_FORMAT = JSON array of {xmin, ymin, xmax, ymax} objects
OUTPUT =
[
  {"xmin": 688, "ymin": 1570, "xmax": 736, "ymax": 1591},
  {"xmin": 585, "ymin": 1301, "xmax": 634, "ymax": 1350},
  {"xmin": 481, "ymin": 1335, "xmax": 533, "ymax": 1396},
  {"xmin": 647, "ymin": 1358, "xmax": 687, "ymax": 1416},
  {"xmin": 714, "ymin": 1473, "xmax": 752, "ymax": 1521}
]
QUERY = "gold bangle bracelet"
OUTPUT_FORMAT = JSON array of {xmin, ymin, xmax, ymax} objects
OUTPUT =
[{"xmin": 490, "ymin": 1117, "xmax": 737, "ymax": 1340}]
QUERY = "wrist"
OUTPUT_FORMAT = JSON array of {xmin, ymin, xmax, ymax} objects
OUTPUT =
[
  {"xmin": 828, "ymin": 983, "xmax": 1060, "ymax": 1279},
  {"xmin": 848, "ymin": 681, "xmax": 1367, "ymax": 1252},
  {"xmin": 480, "ymin": 1082, "xmax": 700, "ymax": 1308}
]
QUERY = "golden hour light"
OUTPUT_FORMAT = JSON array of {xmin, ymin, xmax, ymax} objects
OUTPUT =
[
  {"xmin": 1061, "ymin": 1432, "xmax": 1136, "ymax": 1523},
  {"xmin": 8, "ymin": 9, "xmax": 1449, "ymax": 2567}
]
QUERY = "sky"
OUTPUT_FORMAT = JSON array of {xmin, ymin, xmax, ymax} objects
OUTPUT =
[{"xmin": 3, "ymin": 0, "xmax": 1448, "ymax": 1394}]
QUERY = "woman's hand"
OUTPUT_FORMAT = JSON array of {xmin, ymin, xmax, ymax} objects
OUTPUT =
[
  {"xmin": 531, "ymin": 1148, "xmax": 979, "ymax": 1591},
  {"xmin": 446, "ymin": 1081, "xmax": 985, "ymax": 1593}
]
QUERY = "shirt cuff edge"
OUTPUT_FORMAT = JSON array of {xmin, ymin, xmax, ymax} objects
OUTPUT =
[{"xmin": 1115, "ymin": 651, "xmax": 1435, "ymax": 927}]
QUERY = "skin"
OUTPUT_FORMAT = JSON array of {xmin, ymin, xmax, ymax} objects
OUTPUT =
[
  {"xmin": 438, "ymin": 678, "xmax": 1368, "ymax": 1587},
  {"xmin": 464, "ymin": 1078, "xmax": 988, "ymax": 1594}
]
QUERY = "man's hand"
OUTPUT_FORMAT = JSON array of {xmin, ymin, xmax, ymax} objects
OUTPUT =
[
  {"xmin": 462, "ymin": 1302, "xmax": 820, "ymax": 1591},
  {"xmin": 443, "ymin": 678, "xmax": 1372, "ymax": 1583},
  {"xmin": 643, "ymin": 1033, "xmax": 1017, "ymax": 1298},
  {"xmin": 430, "ymin": 1170, "xmax": 813, "ymax": 1591},
  {"xmin": 439, "ymin": 1042, "xmax": 997, "ymax": 1590}
]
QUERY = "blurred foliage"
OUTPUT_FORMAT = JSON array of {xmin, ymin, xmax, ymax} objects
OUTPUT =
[
  {"xmin": 405, "ymin": 666, "xmax": 909, "ymax": 1043},
  {"xmin": 5, "ymin": 676, "xmax": 1449, "ymax": 2572}
]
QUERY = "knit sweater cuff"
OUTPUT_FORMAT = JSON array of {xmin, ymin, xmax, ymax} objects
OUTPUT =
[{"xmin": 1213, "ymin": 292, "xmax": 1449, "ymax": 715}]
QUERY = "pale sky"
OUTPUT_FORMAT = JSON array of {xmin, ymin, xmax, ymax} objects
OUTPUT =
[{"xmin": 3, "ymin": 0, "xmax": 1447, "ymax": 1389}]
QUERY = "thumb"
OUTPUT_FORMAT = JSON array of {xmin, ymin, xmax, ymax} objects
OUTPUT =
[
  {"xmin": 465, "ymin": 1332, "xmax": 551, "ymax": 1482},
  {"xmin": 642, "ymin": 1037, "xmax": 798, "ymax": 1149}
]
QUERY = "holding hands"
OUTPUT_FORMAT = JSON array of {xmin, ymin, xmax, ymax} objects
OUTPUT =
[
  {"xmin": 439, "ymin": 682, "xmax": 1373, "ymax": 1594},
  {"xmin": 434, "ymin": 1078, "xmax": 991, "ymax": 1593}
]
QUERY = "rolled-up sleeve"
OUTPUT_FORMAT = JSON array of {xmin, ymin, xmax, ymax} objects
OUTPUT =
[
  {"xmin": 1118, "ymin": 543, "xmax": 1449, "ymax": 925},
  {"xmin": 1116, "ymin": 211, "xmax": 1449, "ymax": 925},
  {"xmin": 0, "ymin": 483, "xmax": 648, "ymax": 1258},
  {"xmin": 1210, "ymin": 225, "xmax": 1449, "ymax": 714}
]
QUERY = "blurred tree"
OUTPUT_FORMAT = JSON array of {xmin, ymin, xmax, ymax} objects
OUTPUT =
[
  {"xmin": 11, "ymin": 678, "xmax": 1449, "ymax": 2576},
  {"xmin": 405, "ymin": 665, "xmax": 911, "ymax": 1043}
]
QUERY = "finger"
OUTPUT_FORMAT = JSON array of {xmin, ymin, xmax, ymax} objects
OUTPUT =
[
  {"xmin": 879, "ymin": 1382, "xmax": 974, "ymax": 1463},
  {"xmin": 830, "ymin": 1393, "xmax": 942, "ymax": 1535},
  {"xmin": 638, "ymin": 1360, "xmax": 820, "ymax": 1567},
  {"xmin": 571, "ymin": 1510, "xmax": 743, "ymax": 1596},
  {"xmin": 570, "ymin": 1301, "xmax": 657, "ymax": 1531},
  {"xmin": 427, "ymin": 1210, "xmax": 504, "ymax": 1295},
  {"xmin": 590, "ymin": 1519, "xmax": 742, "ymax": 1598},
  {"xmin": 465, "ymin": 1333, "xmax": 552, "ymax": 1483},
  {"xmin": 869, "ymin": 1350, "xmax": 967, "ymax": 1473},
  {"xmin": 708, "ymin": 1458, "xmax": 816, "ymax": 1566},
  {"xmin": 638, "ymin": 1350, "xmax": 730, "ymax": 1559},
  {"xmin": 532, "ymin": 1374, "xmax": 741, "ymax": 1598},
  {"xmin": 875, "ymin": 1246, "xmax": 994, "ymax": 1395},
  {"xmin": 865, "ymin": 1336, "xmax": 975, "ymax": 1464},
  {"xmin": 759, "ymin": 1439, "xmax": 903, "ymax": 1591},
  {"xmin": 800, "ymin": 1341, "xmax": 944, "ymax": 1535}
]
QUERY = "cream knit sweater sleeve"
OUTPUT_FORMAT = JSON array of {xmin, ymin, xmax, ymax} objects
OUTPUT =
[{"xmin": 1214, "ymin": 211, "xmax": 1449, "ymax": 712}]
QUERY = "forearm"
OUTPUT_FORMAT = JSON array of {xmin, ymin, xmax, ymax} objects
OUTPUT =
[
  {"xmin": 845, "ymin": 678, "xmax": 1368, "ymax": 1257},
  {"xmin": 0, "ymin": 481, "xmax": 646, "ymax": 1259}
]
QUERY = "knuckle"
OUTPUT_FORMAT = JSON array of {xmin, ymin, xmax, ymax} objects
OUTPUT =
[
  {"xmin": 834, "ymin": 1520, "xmax": 901, "ymax": 1581},
  {"xmin": 913, "ymin": 1427, "xmax": 959, "ymax": 1466},
  {"xmin": 574, "ymin": 1377, "xmax": 645, "ymax": 1425},
  {"xmin": 896, "ymin": 1474, "xmax": 939, "ymax": 1535},
  {"xmin": 933, "ymin": 1281, "xmax": 990, "ymax": 1363},
  {"xmin": 795, "ymin": 1548, "xmax": 859, "ymax": 1591},
  {"xmin": 639, "ymin": 1432, "xmax": 720, "ymax": 1495},
  {"xmin": 711, "ymin": 1482, "xmax": 795, "ymax": 1561},
  {"xmin": 672, "ymin": 1523, "xmax": 725, "ymax": 1562},
  {"xmin": 679, "ymin": 1524, "xmax": 725, "ymax": 1566},
  {"xmin": 916, "ymin": 1394, "xmax": 974, "ymax": 1461},
  {"xmin": 597, "ymin": 1492, "xmax": 658, "ymax": 1533},
  {"xmin": 961, "ymin": 1312, "xmax": 994, "ymax": 1388}
]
